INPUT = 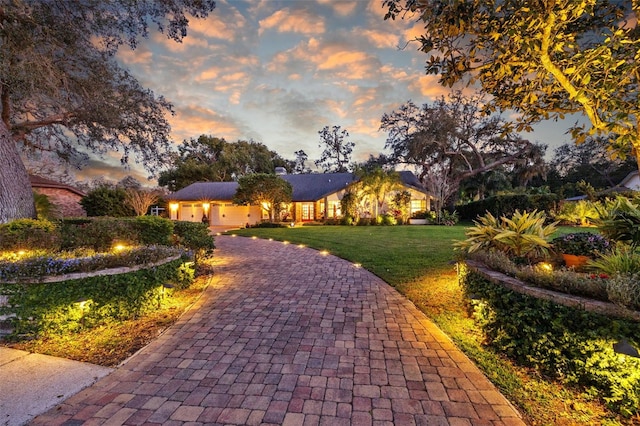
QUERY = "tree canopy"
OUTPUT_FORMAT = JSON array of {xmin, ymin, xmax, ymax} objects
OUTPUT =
[
  {"xmin": 158, "ymin": 135, "xmax": 290, "ymax": 191},
  {"xmin": 315, "ymin": 126, "xmax": 355, "ymax": 173},
  {"xmin": 380, "ymin": 92, "xmax": 544, "ymax": 208},
  {"xmin": 383, "ymin": 0, "xmax": 640, "ymax": 168},
  {"xmin": 232, "ymin": 174, "xmax": 293, "ymax": 222},
  {"xmin": 0, "ymin": 0, "xmax": 216, "ymax": 222}
]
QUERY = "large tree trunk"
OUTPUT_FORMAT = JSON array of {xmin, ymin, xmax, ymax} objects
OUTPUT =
[{"xmin": 0, "ymin": 121, "xmax": 36, "ymax": 223}]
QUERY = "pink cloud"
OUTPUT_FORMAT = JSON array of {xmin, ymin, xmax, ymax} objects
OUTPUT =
[{"xmin": 259, "ymin": 8, "xmax": 325, "ymax": 35}]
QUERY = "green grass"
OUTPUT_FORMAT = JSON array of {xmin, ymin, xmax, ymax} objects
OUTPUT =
[
  {"xmin": 232, "ymin": 225, "xmax": 468, "ymax": 284},
  {"xmin": 232, "ymin": 224, "xmax": 626, "ymax": 425}
]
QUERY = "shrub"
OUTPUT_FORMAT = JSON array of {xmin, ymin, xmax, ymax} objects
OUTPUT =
[
  {"xmin": 380, "ymin": 213, "xmax": 397, "ymax": 226},
  {"xmin": 463, "ymin": 270, "xmax": 640, "ymax": 417},
  {"xmin": 456, "ymin": 210, "xmax": 557, "ymax": 261},
  {"xmin": 1, "ymin": 257, "xmax": 193, "ymax": 338},
  {"xmin": 553, "ymin": 200, "xmax": 602, "ymax": 226},
  {"xmin": 457, "ymin": 193, "xmax": 559, "ymax": 221},
  {"xmin": 62, "ymin": 217, "xmax": 139, "ymax": 251},
  {"xmin": 0, "ymin": 219, "xmax": 61, "ymax": 251},
  {"xmin": 597, "ymin": 196, "xmax": 640, "ymax": 249},
  {"xmin": 172, "ymin": 221, "xmax": 215, "ymax": 263},
  {"xmin": 588, "ymin": 247, "xmax": 640, "ymax": 275},
  {"xmin": 437, "ymin": 209, "xmax": 459, "ymax": 225},
  {"xmin": 133, "ymin": 216, "xmax": 174, "ymax": 245},
  {"xmin": 606, "ymin": 274, "xmax": 640, "ymax": 311}
]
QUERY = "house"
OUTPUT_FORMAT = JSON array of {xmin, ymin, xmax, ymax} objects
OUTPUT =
[
  {"xmin": 166, "ymin": 171, "xmax": 432, "ymax": 227},
  {"xmin": 616, "ymin": 170, "xmax": 640, "ymax": 191},
  {"xmin": 30, "ymin": 175, "xmax": 86, "ymax": 217}
]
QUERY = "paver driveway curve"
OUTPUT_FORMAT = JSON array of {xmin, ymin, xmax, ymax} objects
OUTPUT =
[{"xmin": 31, "ymin": 235, "xmax": 525, "ymax": 425}]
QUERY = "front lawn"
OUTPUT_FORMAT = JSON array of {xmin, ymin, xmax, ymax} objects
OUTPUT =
[{"xmin": 232, "ymin": 225, "xmax": 627, "ymax": 425}]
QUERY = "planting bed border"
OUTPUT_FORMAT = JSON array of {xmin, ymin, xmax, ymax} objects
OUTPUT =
[
  {"xmin": 465, "ymin": 259, "xmax": 640, "ymax": 322},
  {"xmin": 1, "ymin": 254, "xmax": 182, "ymax": 284}
]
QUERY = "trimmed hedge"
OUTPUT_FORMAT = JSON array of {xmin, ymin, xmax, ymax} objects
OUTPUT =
[
  {"xmin": 463, "ymin": 269, "xmax": 640, "ymax": 417},
  {"xmin": 457, "ymin": 194, "xmax": 560, "ymax": 221}
]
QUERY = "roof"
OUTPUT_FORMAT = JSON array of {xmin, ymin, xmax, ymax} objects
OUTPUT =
[
  {"xmin": 167, "ymin": 171, "xmax": 429, "ymax": 202},
  {"xmin": 618, "ymin": 170, "xmax": 640, "ymax": 190},
  {"xmin": 29, "ymin": 175, "xmax": 86, "ymax": 197},
  {"xmin": 167, "ymin": 181, "xmax": 239, "ymax": 201},
  {"xmin": 283, "ymin": 173, "xmax": 356, "ymax": 201}
]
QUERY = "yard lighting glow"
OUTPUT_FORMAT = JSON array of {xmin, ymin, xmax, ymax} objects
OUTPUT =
[
  {"xmin": 216, "ymin": 232, "xmax": 221, "ymax": 236},
  {"xmin": 353, "ymin": 263, "xmax": 361, "ymax": 268},
  {"xmin": 169, "ymin": 202, "xmax": 179, "ymax": 211},
  {"xmin": 232, "ymin": 234, "xmax": 237, "ymax": 237},
  {"xmin": 74, "ymin": 297, "xmax": 89, "ymax": 309},
  {"xmin": 283, "ymin": 241, "xmax": 290, "ymax": 245},
  {"xmin": 320, "ymin": 250, "xmax": 329, "ymax": 256},
  {"xmin": 113, "ymin": 243, "xmax": 127, "ymax": 253},
  {"xmin": 252, "ymin": 236, "xmax": 257, "ymax": 239},
  {"xmin": 268, "ymin": 238, "xmax": 273, "ymax": 241},
  {"xmin": 202, "ymin": 202, "xmax": 210, "ymax": 213},
  {"xmin": 298, "ymin": 244, "xmax": 305, "ymax": 248},
  {"xmin": 537, "ymin": 262, "xmax": 553, "ymax": 272}
]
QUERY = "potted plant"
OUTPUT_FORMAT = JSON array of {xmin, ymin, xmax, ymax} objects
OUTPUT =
[{"xmin": 551, "ymin": 232, "xmax": 612, "ymax": 268}]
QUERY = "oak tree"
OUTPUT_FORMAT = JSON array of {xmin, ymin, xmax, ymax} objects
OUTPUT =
[
  {"xmin": 380, "ymin": 92, "xmax": 544, "ymax": 207},
  {"xmin": 383, "ymin": 0, "xmax": 640, "ymax": 168},
  {"xmin": 158, "ymin": 135, "xmax": 290, "ymax": 191},
  {"xmin": 315, "ymin": 126, "xmax": 355, "ymax": 173},
  {"xmin": 0, "ymin": 0, "xmax": 216, "ymax": 222}
]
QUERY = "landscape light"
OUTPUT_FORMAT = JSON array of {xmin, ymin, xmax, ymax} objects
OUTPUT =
[{"xmin": 613, "ymin": 339, "xmax": 640, "ymax": 358}]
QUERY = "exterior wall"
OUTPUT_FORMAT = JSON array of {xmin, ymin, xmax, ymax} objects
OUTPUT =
[
  {"xmin": 623, "ymin": 174, "xmax": 640, "ymax": 191},
  {"xmin": 33, "ymin": 187, "xmax": 86, "ymax": 217},
  {"xmin": 170, "ymin": 201, "xmax": 261, "ymax": 227}
]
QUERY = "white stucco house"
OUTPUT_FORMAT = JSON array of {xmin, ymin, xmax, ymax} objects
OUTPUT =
[{"xmin": 166, "ymin": 171, "xmax": 432, "ymax": 227}]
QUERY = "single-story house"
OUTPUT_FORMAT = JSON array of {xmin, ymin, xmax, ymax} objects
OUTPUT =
[
  {"xmin": 166, "ymin": 171, "xmax": 432, "ymax": 227},
  {"xmin": 616, "ymin": 170, "xmax": 640, "ymax": 191},
  {"xmin": 30, "ymin": 175, "xmax": 86, "ymax": 217}
]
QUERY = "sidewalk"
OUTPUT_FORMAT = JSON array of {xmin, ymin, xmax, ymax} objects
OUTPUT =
[
  {"xmin": 0, "ymin": 348, "xmax": 112, "ymax": 426},
  {"xmin": 25, "ymin": 235, "xmax": 524, "ymax": 425}
]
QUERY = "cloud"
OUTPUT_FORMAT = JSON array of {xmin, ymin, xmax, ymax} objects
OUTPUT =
[
  {"xmin": 259, "ymin": 8, "xmax": 326, "ymax": 35},
  {"xmin": 317, "ymin": 0, "xmax": 358, "ymax": 17},
  {"xmin": 168, "ymin": 105, "xmax": 245, "ymax": 143},
  {"xmin": 408, "ymin": 75, "xmax": 457, "ymax": 99},
  {"xmin": 360, "ymin": 29, "xmax": 401, "ymax": 49}
]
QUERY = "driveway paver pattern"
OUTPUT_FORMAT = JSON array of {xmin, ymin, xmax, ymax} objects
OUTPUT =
[{"xmin": 31, "ymin": 235, "xmax": 525, "ymax": 425}]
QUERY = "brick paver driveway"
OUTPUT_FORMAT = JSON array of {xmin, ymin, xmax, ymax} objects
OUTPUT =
[{"xmin": 32, "ymin": 235, "xmax": 525, "ymax": 425}]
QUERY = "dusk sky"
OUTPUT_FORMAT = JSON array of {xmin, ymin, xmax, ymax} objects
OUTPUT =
[{"xmin": 78, "ymin": 0, "xmax": 577, "ymax": 184}]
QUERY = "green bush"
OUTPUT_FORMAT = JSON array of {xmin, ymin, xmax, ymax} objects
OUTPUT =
[
  {"xmin": 606, "ymin": 274, "xmax": 640, "ymax": 311},
  {"xmin": 597, "ymin": 196, "xmax": 640, "ymax": 249},
  {"xmin": 172, "ymin": 221, "xmax": 215, "ymax": 263},
  {"xmin": 457, "ymin": 193, "xmax": 560, "ymax": 221},
  {"xmin": 134, "ymin": 216, "xmax": 174, "ymax": 245},
  {"xmin": 0, "ymin": 219, "xmax": 61, "ymax": 251},
  {"xmin": 588, "ymin": 247, "xmax": 640, "ymax": 276},
  {"xmin": 1, "ymin": 257, "xmax": 193, "ymax": 338},
  {"xmin": 463, "ymin": 270, "xmax": 640, "ymax": 417},
  {"xmin": 456, "ymin": 210, "xmax": 557, "ymax": 261},
  {"xmin": 61, "ymin": 217, "xmax": 138, "ymax": 251}
]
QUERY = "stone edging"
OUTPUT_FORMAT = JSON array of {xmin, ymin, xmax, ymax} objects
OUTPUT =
[
  {"xmin": 465, "ymin": 259, "xmax": 640, "ymax": 322},
  {"xmin": 2, "ymin": 254, "xmax": 183, "ymax": 285}
]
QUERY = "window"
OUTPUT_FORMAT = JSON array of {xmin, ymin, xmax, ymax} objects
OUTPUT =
[
  {"xmin": 411, "ymin": 199, "xmax": 426, "ymax": 213},
  {"xmin": 301, "ymin": 203, "xmax": 314, "ymax": 221}
]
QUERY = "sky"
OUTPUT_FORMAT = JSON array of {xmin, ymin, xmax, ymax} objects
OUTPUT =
[{"xmin": 75, "ymin": 0, "xmax": 577, "ymax": 184}]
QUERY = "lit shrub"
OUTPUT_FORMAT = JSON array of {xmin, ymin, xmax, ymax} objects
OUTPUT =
[
  {"xmin": 0, "ymin": 219, "xmax": 61, "ymax": 251},
  {"xmin": 463, "ymin": 270, "xmax": 640, "ymax": 417},
  {"xmin": 172, "ymin": 221, "xmax": 215, "ymax": 263},
  {"xmin": 588, "ymin": 247, "xmax": 640, "ymax": 275},
  {"xmin": 134, "ymin": 216, "xmax": 174, "ymax": 245}
]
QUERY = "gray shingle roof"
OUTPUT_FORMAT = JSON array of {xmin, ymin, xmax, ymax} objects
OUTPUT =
[
  {"xmin": 283, "ymin": 173, "xmax": 356, "ymax": 201},
  {"xmin": 167, "ymin": 171, "xmax": 428, "ymax": 202}
]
